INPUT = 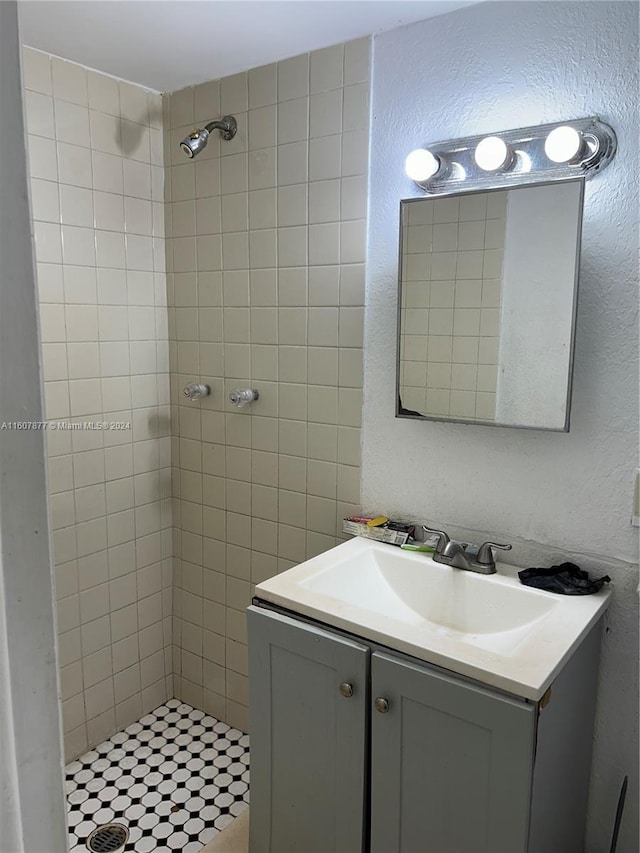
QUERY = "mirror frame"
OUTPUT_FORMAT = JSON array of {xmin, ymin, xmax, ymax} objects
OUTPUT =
[{"xmin": 395, "ymin": 179, "xmax": 585, "ymax": 431}]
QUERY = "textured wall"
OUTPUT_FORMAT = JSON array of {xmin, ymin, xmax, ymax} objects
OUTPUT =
[
  {"xmin": 23, "ymin": 48, "xmax": 173, "ymax": 760},
  {"xmin": 164, "ymin": 39, "xmax": 369, "ymax": 731},
  {"xmin": 364, "ymin": 3, "xmax": 638, "ymax": 850}
]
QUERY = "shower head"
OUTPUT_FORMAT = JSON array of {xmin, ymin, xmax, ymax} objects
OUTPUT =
[{"xmin": 180, "ymin": 115, "xmax": 237, "ymax": 158}]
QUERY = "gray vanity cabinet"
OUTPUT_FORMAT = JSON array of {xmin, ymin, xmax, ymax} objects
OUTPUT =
[
  {"xmin": 247, "ymin": 606, "xmax": 369, "ymax": 853},
  {"xmin": 370, "ymin": 651, "xmax": 535, "ymax": 853},
  {"xmin": 248, "ymin": 604, "xmax": 600, "ymax": 853}
]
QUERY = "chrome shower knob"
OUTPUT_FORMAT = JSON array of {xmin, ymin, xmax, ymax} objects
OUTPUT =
[
  {"xmin": 183, "ymin": 382, "xmax": 211, "ymax": 401},
  {"xmin": 229, "ymin": 388, "xmax": 259, "ymax": 408}
]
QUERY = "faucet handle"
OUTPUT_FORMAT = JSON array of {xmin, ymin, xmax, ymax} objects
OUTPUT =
[
  {"xmin": 476, "ymin": 541, "xmax": 512, "ymax": 566},
  {"xmin": 422, "ymin": 526, "xmax": 450, "ymax": 554}
]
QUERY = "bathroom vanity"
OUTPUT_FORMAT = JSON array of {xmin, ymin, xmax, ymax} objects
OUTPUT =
[{"xmin": 247, "ymin": 537, "xmax": 610, "ymax": 853}]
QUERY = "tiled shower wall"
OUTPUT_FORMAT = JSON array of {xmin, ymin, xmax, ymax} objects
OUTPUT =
[
  {"xmin": 23, "ymin": 48, "xmax": 173, "ymax": 760},
  {"xmin": 164, "ymin": 39, "xmax": 369, "ymax": 730}
]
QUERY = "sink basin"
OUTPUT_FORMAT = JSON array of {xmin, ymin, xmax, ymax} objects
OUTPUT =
[
  {"xmin": 254, "ymin": 536, "xmax": 611, "ymax": 699},
  {"xmin": 301, "ymin": 543, "xmax": 556, "ymax": 637}
]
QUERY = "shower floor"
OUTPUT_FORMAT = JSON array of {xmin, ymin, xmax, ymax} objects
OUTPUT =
[{"xmin": 65, "ymin": 700, "xmax": 250, "ymax": 853}]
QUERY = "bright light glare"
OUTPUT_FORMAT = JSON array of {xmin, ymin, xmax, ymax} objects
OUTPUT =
[
  {"xmin": 544, "ymin": 126, "xmax": 583, "ymax": 163},
  {"xmin": 474, "ymin": 136, "xmax": 510, "ymax": 171},
  {"xmin": 405, "ymin": 149, "xmax": 440, "ymax": 182}
]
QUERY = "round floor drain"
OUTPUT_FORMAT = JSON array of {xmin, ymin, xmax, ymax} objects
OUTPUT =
[{"xmin": 86, "ymin": 823, "xmax": 129, "ymax": 852}]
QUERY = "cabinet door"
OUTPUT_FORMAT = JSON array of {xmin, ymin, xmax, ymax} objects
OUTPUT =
[
  {"xmin": 371, "ymin": 652, "xmax": 536, "ymax": 853},
  {"xmin": 248, "ymin": 606, "xmax": 369, "ymax": 853}
]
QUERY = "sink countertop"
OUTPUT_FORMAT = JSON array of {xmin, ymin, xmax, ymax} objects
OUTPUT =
[{"xmin": 254, "ymin": 536, "xmax": 611, "ymax": 701}]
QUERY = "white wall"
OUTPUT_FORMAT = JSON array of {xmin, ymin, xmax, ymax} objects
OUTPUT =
[
  {"xmin": 363, "ymin": 2, "xmax": 639, "ymax": 851},
  {"xmin": 0, "ymin": 3, "xmax": 67, "ymax": 850}
]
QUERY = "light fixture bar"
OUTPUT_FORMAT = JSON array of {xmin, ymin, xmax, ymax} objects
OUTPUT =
[{"xmin": 406, "ymin": 116, "xmax": 616, "ymax": 195}]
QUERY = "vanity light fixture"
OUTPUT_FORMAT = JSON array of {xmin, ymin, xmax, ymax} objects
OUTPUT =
[
  {"xmin": 404, "ymin": 148, "xmax": 442, "ymax": 184},
  {"xmin": 474, "ymin": 136, "xmax": 513, "ymax": 172},
  {"xmin": 544, "ymin": 125, "xmax": 585, "ymax": 163},
  {"xmin": 406, "ymin": 116, "xmax": 616, "ymax": 195}
]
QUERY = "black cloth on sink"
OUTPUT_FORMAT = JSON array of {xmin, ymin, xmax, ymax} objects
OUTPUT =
[{"xmin": 518, "ymin": 562, "xmax": 611, "ymax": 595}]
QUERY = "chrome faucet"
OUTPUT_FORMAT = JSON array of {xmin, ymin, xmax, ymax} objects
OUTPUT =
[{"xmin": 422, "ymin": 526, "xmax": 512, "ymax": 575}]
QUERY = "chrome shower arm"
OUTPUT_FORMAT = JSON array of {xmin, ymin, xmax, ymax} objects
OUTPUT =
[{"xmin": 204, "ymin": 115, "xmax": 237, "ymax": 141}]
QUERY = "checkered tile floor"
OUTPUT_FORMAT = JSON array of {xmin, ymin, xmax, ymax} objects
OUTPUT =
[{"xmin": 65, "ymin": 700, "xmax": 250, "ymax": 853}]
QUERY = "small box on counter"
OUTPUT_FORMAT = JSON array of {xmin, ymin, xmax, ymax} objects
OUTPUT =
[{"xmin": 342, "ymin": 517, "xmax": 415, "ymax": 546}]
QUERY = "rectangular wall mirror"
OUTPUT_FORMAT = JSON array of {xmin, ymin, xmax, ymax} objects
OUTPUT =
[{"xmin": 396, "ymin": 179, "xmax": 584, "ymax": 431}]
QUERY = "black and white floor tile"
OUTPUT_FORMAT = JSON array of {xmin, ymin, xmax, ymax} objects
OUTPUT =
[{"xmin": 65, "ymin": 700, "xmax": 250, "ymax": 853}]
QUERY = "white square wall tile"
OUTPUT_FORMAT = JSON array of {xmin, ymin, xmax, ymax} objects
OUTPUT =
[
  {"xmin": 193, "ymin": 80, "xmax": 220, "ymax": 124},
  {"xmin": 277, "ymin": 227, "xmax": 307, "ymax": 268},
  {"xmin": 57, "ymin": 142, "xmax": 92, "ymax": 188},
  {"xmin": 170, "ymin": 87, "xmax": 194, "ymax": 128},
  {"xmin": 249, "ymin": 63, "xmax": 277, "ymax": 108},
  {"xmin": 22, "ymin": 48, "xmax": 52, "ymax": 95},
  {"xmin": 62, "ymin": 225, "xmax": 95, "ymax": 267},
  {"xmin": 59, "ymin": 185, "xmax": 93, "ymax": 228},
  {"xmin": 276, "ymin": 184, "xmax": 308, "ymax": 228},
  {"xmin": 249, "ymin": 105, "xmax": 277, "ymax": 150},
  {"xmin": 250, "ymin": 188, "xmax": 278, "ymax": 230},
  {"xmin": 67, "ymin": 343, "xmax": 100, "ymax": 379},
  {"xmin": 340, "ymin": 220, "xmax": 366, "ymax": 264},
  {"xmin": 34, "ymin": 221, "xmax": 62, "ymax": 264},
  {"xmin": 341, "ymin": 130, "xmax": 368, "ymax": 177},
  {"xmin": 277, "ymin": 142, "xmax": 308, "ymax": 186},
  {"xmin": 248, "ymin": 147, "xmax": 276, "ymax": 191},
  {"xmin": 96, "ymin": 230, "xmax": 126, "ymax": 269},
  {"xmin": 92, "ymin": 152, "xmax": 123, "ymax": 194},
  {"xmin": 120, "ymin": 80, "xmax": 150, "ymax": 125},
  {"xmin": 310, "ymin": 89, "xmax": 343, "ymax": 139},
  {"xmin": 54, "ymin": 100, "xmax": 90, "ymax": 147},
  {"xmin": 344, "ymin": 37, "xmax": 370, "ymax": 85},
  {"xmin": 30, "ymin": 178, "xmax": 60, "ymax": 223},
  {"xmin": 278, "ymin": 97, "xmax": 309, "ymax": 145},
  {"xmin": 89, "ymin": 111, "xmax": 122, "ymax": 157},
  {"xmin": 94, "ymin": 192, "xmax": 125, "ymax": 232},
  {"xmin": 309, "ymin": 223, "xmax": 340, "ymax": 266},
  {"xmin": 87, "ymin": 71, "xmax": 120, "ymax": 115},
  {"xmin": 25, "ymin": 91, "xmax": 55, "ymax": 138},
  {"xmin": 309, "ymin": 135, "xmax": 341, "ymax": 182},
  {"xmin": 310, "ymin": 44, "xmax": 344, "ymax": 93},
  {"xmin": 340, "ymin": 175, "xmax": 367, "ymax": 221},
  {"xmin": 309, "ymin": 180, "xmax": 340, "ymax": 224},
  {"xmin": 342, "ymin": 83, "xmax": 369, "ymax": 133},
  {"xmin": 221, "ymin": 72, "xmax": 248, "ymax": 114},
  {"xmin": 278, "ymin": 53, "xmax": 310, "ymax": 102},
  {"xmin": 27, "ymin": 135, "xmax": 58, "ymax": 182},
  {"xmin": 51, "ymin": 57, "xmax": 87, "ymax": 105}
]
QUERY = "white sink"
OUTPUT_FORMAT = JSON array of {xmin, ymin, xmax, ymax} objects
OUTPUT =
[
  {"xmin": 254, "ymin": 536, "xmax": 611, "ymax": 699},
  {"xmin": 302, "ymin": 543, "xmax": 557, "ymax": 633}
]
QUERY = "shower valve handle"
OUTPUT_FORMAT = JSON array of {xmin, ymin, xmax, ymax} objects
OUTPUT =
[
  {"xmin": 229, "ymin": 389, "xmax": 259, "ymax": 408},
  {"xmin": 183, "ymin": 382, "xmax": 211, "ymax": 401}
]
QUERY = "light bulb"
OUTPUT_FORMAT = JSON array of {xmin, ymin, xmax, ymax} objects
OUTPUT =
[
  {"xmin": 544, "ymin": 126, "xmax": 583, "ymax": 163},
  {"xmin": 405, "ymin": 149, "xmax": 441, "ymax": 183},
  {"xmin": 474, "ymin": 136, "xmax": 511, "ymax": 171}
]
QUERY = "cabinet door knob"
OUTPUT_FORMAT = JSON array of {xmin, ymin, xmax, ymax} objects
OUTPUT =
[
  {"xmin": 339, "ymin": 682, "xmax": 354, "ymax": 698},
  {"xmin": 374, "ymin": 697, "xmax": 389, "ymax": 714}
]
